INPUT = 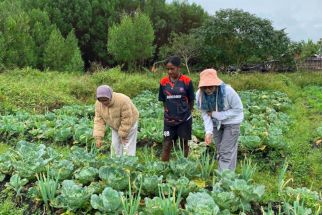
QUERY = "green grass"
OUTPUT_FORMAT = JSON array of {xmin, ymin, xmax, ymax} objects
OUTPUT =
[
  {"xmin": 0, "ymin": 143, "xmax": 10, "ymax": 154},
  {"xmin": 0, "ymin": 68, "xmax": 82, "ymax": 113},
  {"xmin": 0, "ymin": 67, "xmax": 162, "ymax": 113},
  {"xmin": 303, "ymin": 86, "xmax": 322, "ymax": 111},
  {"xmin": 2, "ymin": 68, "xmax": 322, "ymax": 113},
  {"xmin": 286, "ymin": 86, "xmax": 322, "ymax": 188},
  {"xmin": 1, "ymin": 68, "xmax": 322, "ymax": 113},
  {"xmin": 0, "ymin": 191, "xmax": 27, "ymax": 215}
]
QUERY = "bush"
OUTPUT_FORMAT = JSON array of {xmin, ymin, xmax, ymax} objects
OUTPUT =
[
  {"xmin": 0, "ymin": 69, "xmax": 80, "ymax": 112},
  {"xmin": 91, "ymin": 68, "xmax": 159, "ymax": 97}
]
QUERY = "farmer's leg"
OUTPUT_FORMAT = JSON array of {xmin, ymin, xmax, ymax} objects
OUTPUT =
[
  {"xmin": 161, "ymin": 123, "xmax": 177, "ymax": 161},
  {"xmin": 178, "ymin": 117, "xmax": 192, "ymax": 157},
  {"xmin": 124, "ymin": 121, "xmax": 138, "ymax": 156},
  {"xmin": 217, "ymin": 124, "xmax": 240, "ymax": 172},
  {"xmin": 213, "ymin": 126, "xmax": 224, "ymax": 160},
  {"xmin": 111, "ymin": 129, "xmax": 122, "ymax": 156}
]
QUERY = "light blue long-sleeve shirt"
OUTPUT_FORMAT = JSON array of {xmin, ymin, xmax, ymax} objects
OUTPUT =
[{"xmin": 196, "ymin": 85, "xmax": 244, "ymax": 134}]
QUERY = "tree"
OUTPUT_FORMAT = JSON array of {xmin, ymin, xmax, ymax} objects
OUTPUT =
[
  {"xmin": 0, "ymin": 33, "xmax": 4, "ymax": 69},
  {"xmin": 143, "ymin": 0, "xmax": 207, "ymax": 60},
  {"xmin": 43, "ymin": 27, "xmax": 66, "ymax": 71},
  {"xmin": 108, "ymin": 12, "xmax": 155, "ymax": 70},
  {"xmin": 132, "ymin": 12, "xmax": 155, "ymax": 66},
  {"xmin": 108, "ymin": 15, "xmax": 134, "ymax": 67},
  {"xmin": 45, "ymin": 0, "xmax": 92, "ymax": 42},
  {"xmin": 194, "ymin": 9, "xmax": 291, "ymax": 69},
  {"xmin": 28, "ymin": 9, "xmax": 54, "ymax": 69},
  {"xmin": 160, "ymin": 33, "xmax": 200, "ymax": 73},
  {"xmin": 170, "ymin": 0, "xmax": 208, "ymax": 34},
  {"xmin": 64, "ymin": 29, "xmax": 84, "ymax": 72},
  {"xmin": 44, "ymin": 27, "xmax": 84, "ymax": 72},
  {"xmin": 45, "ymin": 0, "xmax": 92, "ymax": 67},
  {"xmin": 299, "ymin": 39, "xmax": 319, "ymax": 59},
  {"xmin": 5, "ymin": 0, "xmax": 208, "ymax": 68},
  {"xmin": 1, "ymin": 13, "xmax": 36, "ymax": 68},
  {"xmin": 88, "ymin": 0, "xmax": 118, "ymax": 65},
  {"xmin": 318, "ymin": 38, "xmax": 322, "ymax": 55}
]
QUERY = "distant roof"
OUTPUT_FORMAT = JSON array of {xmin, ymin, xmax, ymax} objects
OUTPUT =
[{"xmin": 307, "ymin": 54, "xmax": 322, "ymax": 60}]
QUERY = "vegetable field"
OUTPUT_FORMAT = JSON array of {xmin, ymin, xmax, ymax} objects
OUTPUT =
[{"xmin": 0, "ymin": 87, "xmax": 321, "ymax": 215}]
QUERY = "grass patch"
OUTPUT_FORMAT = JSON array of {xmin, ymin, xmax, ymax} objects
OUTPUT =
[
  {"xmin": 0, "ymin": 67, "xmax": 163, "ymax": 113},
  {"xmin": 0, "ymin": 191, "xmax": 27, "ymax": 215},
  {"xmin": 0, "ymin": 143, "xmax": 10, "ymax": 154},
  {"xmin": 0, "ymin": 68, "xmax": 82, "ymax": 113},
  {"xmin": 1, "ymin": 68, "xmax": 321, "ymax": 113}
]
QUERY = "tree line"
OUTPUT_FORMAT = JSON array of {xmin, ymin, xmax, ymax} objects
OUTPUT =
[{"xmin": 0, "ymin": 0, "xmax": 321, "ymax": 72}]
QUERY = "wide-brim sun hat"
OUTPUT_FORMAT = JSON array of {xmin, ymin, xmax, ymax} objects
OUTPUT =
[{"xmin": 198, "ymin": 69, "xmax": 223, "ymax": 88}]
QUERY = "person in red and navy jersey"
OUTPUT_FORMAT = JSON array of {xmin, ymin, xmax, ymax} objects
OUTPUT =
[{"xmin": 158, "ymin": 56, "xmax": 195, "ymax": 161}]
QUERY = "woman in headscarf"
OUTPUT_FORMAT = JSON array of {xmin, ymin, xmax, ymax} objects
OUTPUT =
[
  {"xmin": 93, "ymin": 85, "xmax": 139, "ymax": 156},
  {"xmin": 196, "ymin": 69, "xmax": 243, "ymax": 171}
]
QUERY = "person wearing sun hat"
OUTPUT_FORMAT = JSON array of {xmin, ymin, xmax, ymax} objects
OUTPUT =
[
  {"xmin": 93, "ymin": 85, "xmax": 139, "ymax": 156},
  {"xmin": 196, "ymin": 69, "xmax": 243, "ymax": 171}
]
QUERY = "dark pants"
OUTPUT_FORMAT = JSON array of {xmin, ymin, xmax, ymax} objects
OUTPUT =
[{"xmin": 161, "ymin": 118, "xmax": 192, "ymax": 161}]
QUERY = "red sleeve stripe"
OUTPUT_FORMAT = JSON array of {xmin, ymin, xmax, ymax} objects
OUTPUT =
[
  {"xmin": 160, "ymin": 76, "xmax": 170, "ymax": 86},
  {"xmin": 180, "ymin": 75, "xmax": 191, "ymax": 86}
]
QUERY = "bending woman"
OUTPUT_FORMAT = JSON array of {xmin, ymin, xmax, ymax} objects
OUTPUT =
[{"xmin": 196, "ymin": 69, "xmax": 243, "ymax": 171}]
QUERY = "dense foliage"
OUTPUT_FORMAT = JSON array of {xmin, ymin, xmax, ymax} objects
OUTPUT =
[
  {"xmin": 1, "ymin": 0, "xmax": 312, "ymax": 71},
  {"xmin": 108, "ymin": 13, "xmax": 155, "ymax": 70}
]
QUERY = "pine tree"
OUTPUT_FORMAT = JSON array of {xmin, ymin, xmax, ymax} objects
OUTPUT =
[
  {"xmin": 108, "ymin": 12, "xmax": 155, "ymax": 70},
  {"xmin": 43, "ymin": 27, "xmax": 65, "ymax": 71},
  {"xmin": 133, "ymin": 12, "xmax": 155, "ymax": 66},
  {"xmin": 1, "ymin": 13, "xmax": 36, "ymax": 68},
  {"xmin": 64, "ymin": 29, "xmax": 84, "ymax": 72},
  {"xmin": 108, "ymin": 15, "xmax": 135, "ymax": 66},
  {"xmin": 0, "ymin": 33, "xmax": 5, "ymax": 70},
  {"xmin": 28, "ymin": 9, "xmax": 54, "ymax": 70}
]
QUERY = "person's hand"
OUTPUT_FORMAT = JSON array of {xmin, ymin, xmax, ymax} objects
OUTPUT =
[
  {"xmin": 96, "ymin": 137, "xmax": 103, "ymax": 148},
  {"xmin": 121, "ymin": 137, "xmax": 128, "ymax": 145},
  {"xmin": 205, "ymin": 133, "xmax": 213, "ymax": 145}
]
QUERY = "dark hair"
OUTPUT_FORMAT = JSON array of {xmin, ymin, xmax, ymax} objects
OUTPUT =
[{"xmin": 166, "ymin": 55, "xmax": 181, "ymax": 67}]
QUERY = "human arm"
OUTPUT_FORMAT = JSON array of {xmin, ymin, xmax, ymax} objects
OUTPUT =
[{"xmin": 211, "ymin": 87, "xmax": 243, "ymax": 121}]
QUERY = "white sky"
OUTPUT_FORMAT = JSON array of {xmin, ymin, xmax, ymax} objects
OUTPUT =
[{"xmin": 183, "ymin": 0, "xmax": 322, "ymax": 42}]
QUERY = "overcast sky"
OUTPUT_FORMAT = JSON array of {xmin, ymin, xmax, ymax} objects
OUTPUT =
[{"xmin": 184, "ymin": 0, "xmax": 322, "ymax": 42}]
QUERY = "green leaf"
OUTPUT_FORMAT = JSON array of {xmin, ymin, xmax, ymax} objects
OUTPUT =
[
  {"xmin": 90, "ymin": 187, "xmax": 122, "ymax": 213},
  {"xmin": 186, "ymin": 192, "xmax": 219, "ymax": 215}
]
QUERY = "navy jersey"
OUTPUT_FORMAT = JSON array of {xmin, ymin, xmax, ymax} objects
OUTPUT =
[{"xmin": 158, "ymin": 75, "xmax": 195, "ymax": 125}]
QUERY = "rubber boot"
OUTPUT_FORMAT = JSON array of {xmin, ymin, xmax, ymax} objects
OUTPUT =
[{"xmin": 161, "ymin": 139, "xmax": 173, "ymax": 161}]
